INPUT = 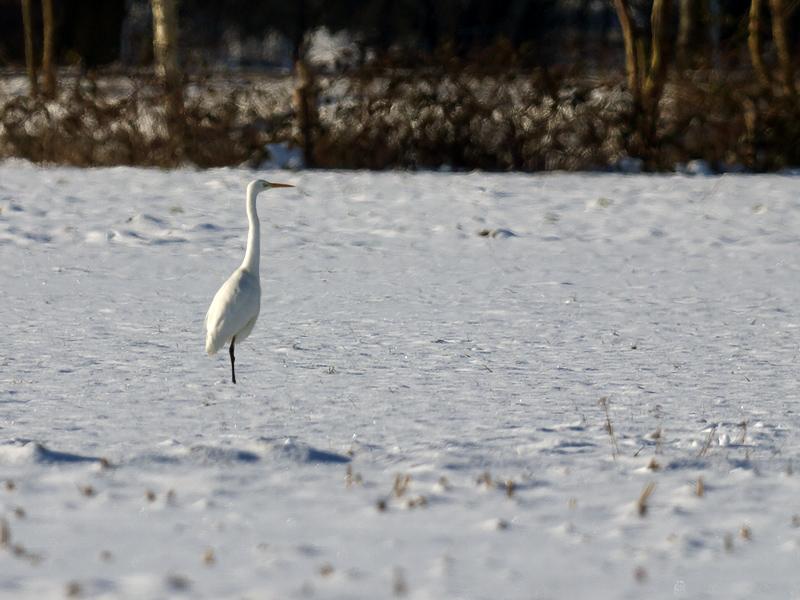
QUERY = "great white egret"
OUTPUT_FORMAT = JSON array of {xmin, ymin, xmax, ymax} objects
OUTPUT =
[{"xmin": 205, "ymin": 179, "xmax": 294, "ymax": 383}]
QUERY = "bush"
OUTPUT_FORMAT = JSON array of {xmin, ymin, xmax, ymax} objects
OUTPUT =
[{"xmin": 2, "ymin": 65, "xmax": 800, "ymax": 172}]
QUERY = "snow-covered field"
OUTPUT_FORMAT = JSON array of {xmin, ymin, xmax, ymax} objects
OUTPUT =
[{"xmin": 2, "ymin": 164, "xmax": 800, "ymax": 599}]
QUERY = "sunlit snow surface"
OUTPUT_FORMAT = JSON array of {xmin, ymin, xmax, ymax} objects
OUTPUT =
[{"xmin": 2, "ymin": 163, "xmax": 800, "ymax": 599}]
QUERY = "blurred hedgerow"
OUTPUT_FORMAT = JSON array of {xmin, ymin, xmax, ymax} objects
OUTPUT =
[{"xmin": 2, "ymin": 62, "xmax": 800, "ymax": 171}]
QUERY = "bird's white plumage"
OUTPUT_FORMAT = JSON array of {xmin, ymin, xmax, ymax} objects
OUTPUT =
[
  {"xmin": 204, "ymin": 267, "xmax": 260, "ymax": 355},
  {"xmin": 204, "ymin": 179, "xmax": 294, "ymax": 381}
]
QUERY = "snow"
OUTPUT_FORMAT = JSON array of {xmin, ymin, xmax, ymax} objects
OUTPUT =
[{"xmin": 2, "ymin": 164, "xmax": 800, "ymax": 598}]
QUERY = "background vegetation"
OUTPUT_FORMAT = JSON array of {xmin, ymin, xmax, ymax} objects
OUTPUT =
[{"xmin": 2, "ymin": 0, "xmax": 800, "ymax": 171}]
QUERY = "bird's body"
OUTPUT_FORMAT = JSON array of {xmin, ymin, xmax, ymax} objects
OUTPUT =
[
  {"xmin": 205, "ymin": 179, "xmax": 293, "ymax": 383},
  {"xmin": 204, "ymin": 267, "xmax": 260, "ymax": 355}
]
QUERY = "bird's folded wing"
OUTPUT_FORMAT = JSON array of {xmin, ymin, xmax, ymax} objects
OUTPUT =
[{"xmin": 205, "ymin": 270, "xmax": 260, "ymax": 353}]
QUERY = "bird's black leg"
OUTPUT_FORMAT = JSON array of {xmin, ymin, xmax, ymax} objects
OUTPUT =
[{"xmin": 229, "ymin": 336, "xmax": 236, "ymax": 384}]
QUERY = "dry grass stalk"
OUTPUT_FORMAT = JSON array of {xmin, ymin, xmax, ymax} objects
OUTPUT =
[
  {"xmin": 697, "ymin": 426, "xmax": 716, "ymax": 458},
  {"xmin": 634, "ymin": 566, "xmax": 648, "ymax": 582},
  {"xmin": 393, "ymin": 474, "xmax": 411, "ymax": 497},
  {"xmin": 345, "ymin": 465, "xmax": 363, "ymax": 487},
  {"xmin": 737, "ymin": 421, "xmax": 748, "ymax": 445},
  {"xmin": 406, "ymin": 495, "xmax": 428, "ymax": 509},
  {"xmin": 637, "ymin": 482, "xmax": 656, "ymax": 517},
  {"xmin": 647, "ymin": 458, "xmax": 661, "ymax": 471},
  {"xmin": 78, "ymin": 485, "xmax": 96, "ymax": 498},
  {"xmin": 477, "ymin": 471, "xmax": 493, "ymax": 488},
  {"xmin": 598, "ymin": 397, "xmax": 619, "ymax": 460},
  {"xmin": 724, "ymin": 532, "xmax": 734, "ymax": 552},
  {"xmin": 392, "ymin": 567, "xmax": 408, "ymax": 597},
  {"xmin": 505, "ymin": 480, "xmax": 516, "ymax": 498},
  {"xmin": 652, "ymin": 427, "xmax": 663, "ymax": 454},
  {"xmin": 0, "ymin": 518, "xmax": 10, "ymax": 547},
  {"xmin": 10, "ymin": 543, "xmax": 41, "ymax": 565},
  {"xmin": 740, "ymin": 524, "xmax": 752, "ymax": 541},
  {"xmin": 695, "ymin": 477, "xmax": 705, "ymax": 497},
  {"xmin": 203, "ymin": 548, "xmax": 215, "ymax": 566}
]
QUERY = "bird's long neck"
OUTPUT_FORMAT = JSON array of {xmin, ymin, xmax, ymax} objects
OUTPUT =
[{"xmin": 241, "ymin": 185, "xmax": 260, "ymax": 273}]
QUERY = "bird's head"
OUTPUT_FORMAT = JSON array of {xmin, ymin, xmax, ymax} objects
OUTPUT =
[{"xmin": 249, "ymin": 179, "xmax": 294, "ymax": 195}]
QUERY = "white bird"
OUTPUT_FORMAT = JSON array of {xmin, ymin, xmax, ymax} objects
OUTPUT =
[{"xmin": 205, "ymin": 179, "xmax": 294, "ymax": 383}]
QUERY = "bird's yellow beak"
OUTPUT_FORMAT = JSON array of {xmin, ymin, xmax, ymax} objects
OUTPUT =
[{"xmin": 268, "ymin": 182, "xmax": 294, "ymax": 188}]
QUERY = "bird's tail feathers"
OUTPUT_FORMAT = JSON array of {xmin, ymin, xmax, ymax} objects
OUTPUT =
[{"xmin": 205, "ymin": 333, "xmax": 221, "ymax": 356}]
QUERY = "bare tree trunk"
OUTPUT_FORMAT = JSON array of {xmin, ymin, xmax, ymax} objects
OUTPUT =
[
  {"xmin": 748, "ymin": 0, "xmax": 770, "ymax": 88},
  {"xmin": 41, "ymin": 0, "xmax": 56, "ymax": 98},
  {"xmin": 612, "ymin": 0, "xmax": 673, "ymax": 163},
  {"xmin": 768, "ymin": 0, "xmax": 795, "ymax": 95},
  {"xmin": 21, "ymin": 0, "xmax": 38, "ymax": 97},
  {"xmin": 643, "ymin": 0, "xmax": 672, "ymax": 141},
  {"xmin": 152, "ymin": 0, "xmax": 180, "ymax": 89},
  {"xmin": 644, "ymin": 0, "xmax": 671, "ymax": 103},
  {"xmin": 292, "ymin": 59, "xmax": 318, "ymax": 168},
  {"xmin": 151, "ymin": 0, "xmax": 183, "ymax": 159},
  {"xmin": 677, "ymin": 0, "xmax": 692, "ymax": 67},
  {"xmin": 291, "ymin": 0, "xmax": 317, "ymax": 167},
  {"xmin": 612, "ymin": 0, "xmax": 641, "ymax": 107},
  {"xmin": 708, "ymin": 0, "xmax": 721, "ymax": 69}
]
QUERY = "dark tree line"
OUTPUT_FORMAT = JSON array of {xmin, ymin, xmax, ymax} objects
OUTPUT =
[
  {"xmin": 0, "ymin": 0, "xmax": 637, "ymax": 69},
  {"xmin": 3, "ymin": 1, "xmax": 800, "ymax": 76},
  {"xmin": 4, "ymin": 0, "xmax": 800, "ymax": 170},
  {"xmin": 0, "ymin": 0, "xmax": 125, "ymax": 67}
]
